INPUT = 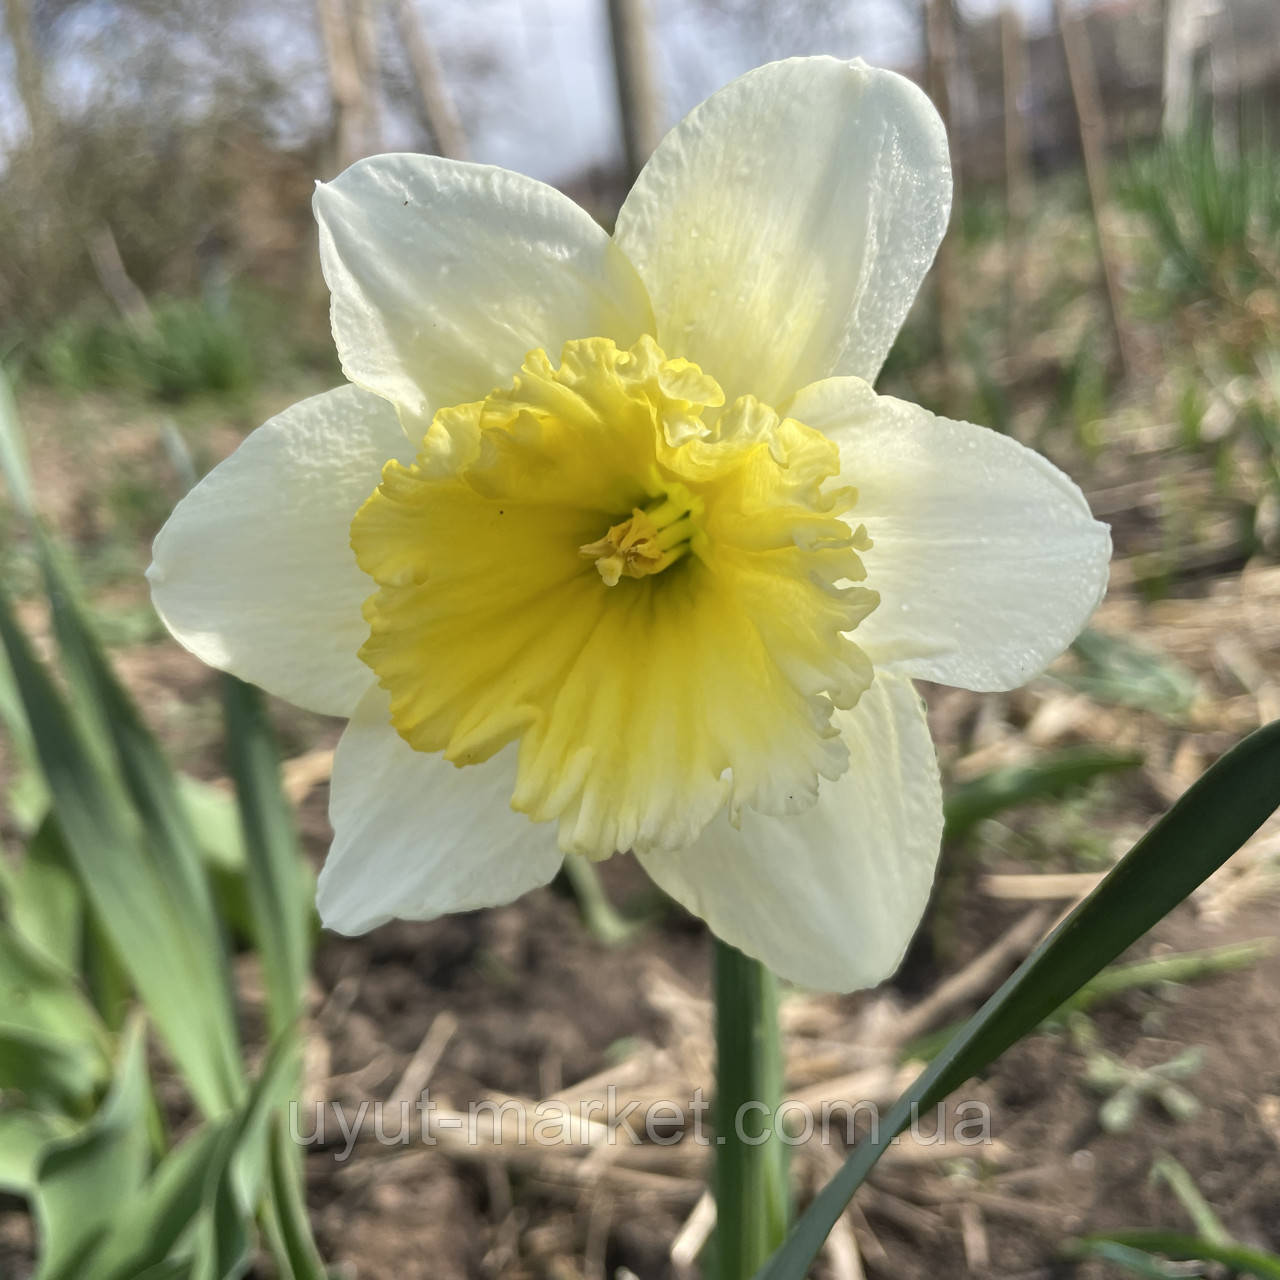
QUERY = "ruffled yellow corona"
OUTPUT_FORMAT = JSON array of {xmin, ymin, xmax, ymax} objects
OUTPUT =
[{"xmin": 351, "ymin": 336, "xmax": 879, "ymax": 858}]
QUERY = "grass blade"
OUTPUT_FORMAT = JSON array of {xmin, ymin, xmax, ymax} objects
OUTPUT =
[
  {"xmin": 756, "ymin": 718, "xmax": 1280, "ymax": 1280},
  {"xmin": 943, "ymin": 744, "xmax": 1143, "ymax": 842},
  {"xmin": 1062, "ymin": 629, "xmax": 1199, "ymax": 720},
  {"xmin": 1065, "ymin": 1232, "xmax": 1280, "ymax": 1279}
]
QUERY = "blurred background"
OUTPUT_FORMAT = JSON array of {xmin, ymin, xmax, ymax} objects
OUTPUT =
[{"xmin": 2, "ymin": 1, "xmax": 1280, "ymax": 1278}]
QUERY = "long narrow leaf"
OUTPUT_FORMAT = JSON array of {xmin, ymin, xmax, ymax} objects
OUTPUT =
[
  {"xmin": 34, "ymin": 527, "xmax": 228, "ymax": 956},
  {"xmin": 0, "ymin": 1110, "xmax": 78, "ymax": 1197},
  {"xmin": 82, "ymin": 1027, "xmax": 303, "ymax": 1280},
  {"xmin": 757, "ymin": 718, "xmax": 1280, "ymax": 1279},
  {"xmin": 0, "ymin": 366, "xmax": 35, "ymax": 517},
  {"xmin": 33, "ymin": 1017, "xmax": 151, "ymax": 1280},
  {"xmin": 81, "ymin": 1123, "xmax": 234, "ymax": 1280},
  {"xmin": 0, "ymin": 1026, "xmax": 104, "ymax": 1114},
  {"xmin": 1066, "ymin": 1232, "xmax": 1280, "ymax": 1279},
  {"xmin": 260, "ymin": 1116, "xmax": 328, "ymax": 1280},
  {"xmin": 0, "ymin": 921, "xmax": 108, "ymax": 1055},
  {"xmin": 943, "ymin": 744, "xmax": 1143, "ymax": 841},
  {"xmin": 221, "ymin": 678, "xmax": 328, "ymax": 1274},
  {"xmin": 222, "ymin": 677, "xmax": 312, "ymax": 1038},
  {"xmin": 0, "ymin": 370, "xmax": 244, "ymax": 1114},
  {"xmin": 0, "ymin": 817, "xmax": 83, "ymax": 973},
  {"xmin": 0, "ymin": 585, "xmax": 243, "ymax": 1115}
]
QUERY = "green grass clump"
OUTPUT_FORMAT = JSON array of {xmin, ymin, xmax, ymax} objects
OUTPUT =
[
  {"xmin": 32, "ymin": 291, "xmax": 263, "ymax": 402},
  {"xmin": 1121, "ymin": 126, "xmax": 1280, "ymax": 306}
]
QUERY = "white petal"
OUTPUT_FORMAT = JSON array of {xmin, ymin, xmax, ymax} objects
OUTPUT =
[
  {"xmin": 790, "ymin": 377, "xmax": 1112, "ymax": 691},
  {"xmin": 314, "ymin": 154, "xmax": 654, "ymax": 425},
  {"xmin": 638, "ymin": 672, "xmax": 941, "ymax": 992},
  {"xmin": 318, "ymin": 686, "xmax": 563, "ymax": 933},
  {"xmin": 614, "ymin": 57, "xmax": 950, "ymax": 407},
  {"xmin": 148, "ymin": 385, "xmax": 412, "ymax": 717}
]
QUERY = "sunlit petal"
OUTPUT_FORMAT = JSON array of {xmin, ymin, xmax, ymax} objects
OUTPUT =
[
  {"xmin": 791, "ymin": 376, "xmax": 1112, "ymax": 691},
  {"xmin": 315, "ymin": 154, "xmax": 653, "ymax": 427},
  {"xmin": 148, "ymin": 385, "xmax": 412, "ymax": 717},
  {"xmin": 615, "ymin": 57, "xmax": 950, "ymax": 406},
  {"xmin": 639, "ymin": 671, "xmax": 941, "ymax": 991}
]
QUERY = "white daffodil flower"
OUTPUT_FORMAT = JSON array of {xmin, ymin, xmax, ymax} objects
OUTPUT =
[{"xmin": 148, "ymin": 57, "xmax": 1111, "ymax": 992}]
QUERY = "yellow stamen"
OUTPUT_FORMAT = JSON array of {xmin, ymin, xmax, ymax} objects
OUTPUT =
[{"xmin": 579, "ymin": 497, "xmax": 693, "ymax": 586}]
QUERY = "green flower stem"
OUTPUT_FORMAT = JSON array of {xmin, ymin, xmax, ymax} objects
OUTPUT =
[{"xmin": 712, "ymin": 937, "xmax": 790, "ymax": 1280}]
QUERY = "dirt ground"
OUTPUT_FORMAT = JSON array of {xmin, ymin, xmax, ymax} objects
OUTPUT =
[{"xmin": 3, "ymin": 344, "xmax": 1280, "ymax": 1279}]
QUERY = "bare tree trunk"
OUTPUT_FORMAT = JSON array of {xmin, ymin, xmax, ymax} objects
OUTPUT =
[
  {"xmin": 350, "ymin": 0, "xmax": 383, "ymax": 156},
  {"xmin": 1056, "ymin": 0, "xmax": 1137, "ymax": 379},
  {"xmin": 314, "ymin": 0, "xmax": 376, "ymax": 171},
  {"xmin": 1000, "ymin": 4, "xmax": 1033, "ymax": 357},
  {"xmin": 606, "ymin": 0, "xmax": 663, "ymax": 181},
  {"xmin": 393, "ymin": 0, "xmax": 467, "ymax": 160},
  {"xmin": 3, "ymin": 0, "xmax": 51, "ymax": 150},
  {"xmin": 1162, "ymin": 0, "xmax": 1203, "ymax": 138},
  {"xmin": 88, "ymin": 226, "xmax": 155, "ymax": 336},
  {"xmin": 925, "ymin": 0, "xmax": 962, "ymax": 409}
]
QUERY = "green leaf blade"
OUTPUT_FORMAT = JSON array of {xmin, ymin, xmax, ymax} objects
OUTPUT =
[
  {"xmin": 33, "ymin": 1018, "xmax": 152, "ymax": 1280},
  {"xmin": 1066, "ymin": 1232, "xmax": 1280, "ymax": 1280},
  {"xmin": 222, "ymin": 677, "xmax": 312, "ymax": 1039},
  {"xmin": 0, "ymin": 586, "xmax": 243, "ymax": 1117},
  {"xmin": 757, "ymin": 718, "xmax": 1280, "ymax": 1280}
]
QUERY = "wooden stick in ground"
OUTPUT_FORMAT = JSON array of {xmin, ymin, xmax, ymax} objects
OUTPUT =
[
  {"xmin": 957, "ymin": 1200, "xmax": 990, "ymax": 1272},
  {"xmin": 314, "ymin": 0, "xmax": 372, "ymax": 170},
  {"xmin": 924, "ymin": 0, "xmax": 963, "ymax": 409},
  {"xmin": 670, "ymin": 1191, "xmax": 714, "ymax": 1277},
  {"xmin": 393, "ymin": 0, "xmax": 468, "ymax": 160},
  {"xmin": 824, "ymin": 1207, "xmax": 866, "ymax": 1280},
  {"xmin": 1000, "ymin": 4, "xmax": 1033, "ymax": 354},
  {"xmin": 1056, "ymin": 0, "xmax": 1137, "ymax": 378},
  {"xmin": 606, "ymin": 0, "xmax": 663, "ymax": 181},
  {"xmin": 386, "ymin": 1009, "xmax": 458, "ymax": 1106},
  {"xmin": 980, "ymin": 871, "xmax": 1103, "ymax": 901},
  {"xmin": 349, "ymin": 0, "xmax": 383, "ymax": 155}
]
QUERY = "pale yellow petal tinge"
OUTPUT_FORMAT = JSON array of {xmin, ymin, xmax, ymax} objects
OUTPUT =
[
  {"xmin": 615, "ymin": 57, "xmax": 951, "ymax": 407},
  {"xmin": 350, "ymin": 336, "xmax": 879, "ymax": 859}
]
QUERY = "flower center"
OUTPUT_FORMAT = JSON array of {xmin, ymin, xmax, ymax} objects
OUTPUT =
[
  {"xmin": 579, "ymin": 487, "xmax": 700, "ymax": 586},
  {"xmin": 350, "ymin": 335, "xmax": 878, "ymax": 858}
]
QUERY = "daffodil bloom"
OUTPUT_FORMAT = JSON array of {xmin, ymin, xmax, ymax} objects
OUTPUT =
[{"xmin": 148, "ymin": 58, "xmax": 1110, "ymax": 991}]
